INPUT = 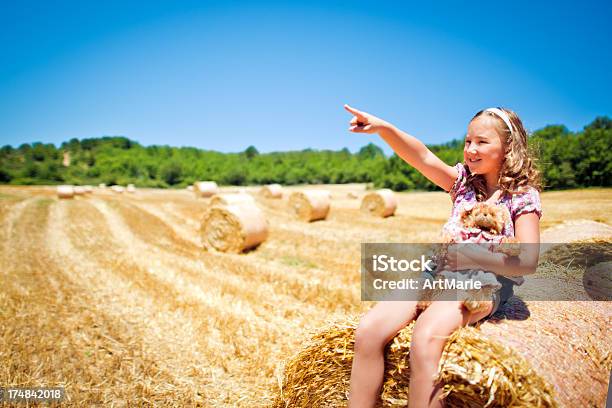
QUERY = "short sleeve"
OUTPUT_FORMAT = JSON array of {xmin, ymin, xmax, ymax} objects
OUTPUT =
[
  {"xmin": 448, "ymin": 163, "xmax": 469, "ymax": 202},
  {"xmin": 511, "ymin": 187, "xmax": 543, "ymax": 220}
]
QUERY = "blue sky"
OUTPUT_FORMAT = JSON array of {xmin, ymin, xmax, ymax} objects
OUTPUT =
[{"xmin": 0, "ymin": 0, "xmax": 610, "ymax": 155}]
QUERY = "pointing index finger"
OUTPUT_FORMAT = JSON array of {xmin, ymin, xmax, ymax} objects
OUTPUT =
[{"xmin": 343, "ymin": 104, "xmax": 365, "ymax": 118}]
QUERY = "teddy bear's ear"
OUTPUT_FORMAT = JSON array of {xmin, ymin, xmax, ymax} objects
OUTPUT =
[
  {"xmin": 460, "ymin": 202, "xmax": 474, "ymax": 218},
  {"xmin": 488, "ymin": 205, "xmax": 508, "ymax": 234},
  {"xmin": 460, "ymin": 206, "xmax": 472, "ymax": 224}
]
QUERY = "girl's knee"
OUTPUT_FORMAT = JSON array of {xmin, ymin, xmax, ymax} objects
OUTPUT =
[
  {"xmin": 354, "ymin": 317, "xmax": 388, "ymax": 354},
  {"xmin": 410, "ymin": 323, "xmax": 442, "ymax": 362}
]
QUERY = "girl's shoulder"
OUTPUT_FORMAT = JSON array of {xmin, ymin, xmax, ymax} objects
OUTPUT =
[{"xmin": 508, "ymin": 186, "xmax": 543, "ymax": 221}]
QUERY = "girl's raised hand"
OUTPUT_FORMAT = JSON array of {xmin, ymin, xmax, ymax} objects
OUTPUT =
[{"xmin": 344, "ymin": 104, "xmax": 389, "ymax": 134}]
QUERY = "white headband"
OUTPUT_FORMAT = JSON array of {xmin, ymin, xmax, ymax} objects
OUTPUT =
[{"xmin": 484, "ymin": 107, "xmax": 513, "ymax": 135}]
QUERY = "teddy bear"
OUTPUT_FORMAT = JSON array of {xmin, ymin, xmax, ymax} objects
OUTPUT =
[
  {"xmin": 417, "ymin": 202, "xmax": 521, "ymax": 313},
  {"xmin": 460, "ymin": 202, "xmax": 521, "ymax": 255}
]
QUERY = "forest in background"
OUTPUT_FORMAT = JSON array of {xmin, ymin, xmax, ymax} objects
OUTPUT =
[{"xmin": 0, "ymin": 116, "xmax": 609, "ymax": 191}]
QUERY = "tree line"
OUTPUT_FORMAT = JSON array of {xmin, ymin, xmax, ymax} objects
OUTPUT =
[{"xmin": 0, "ymin": 116, "xmax": 609, "ymax": 191}]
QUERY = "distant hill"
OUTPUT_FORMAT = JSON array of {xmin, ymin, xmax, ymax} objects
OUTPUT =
[{"xmin": 0, "ymin": 116, "xmax": 610, "ymax": 191}]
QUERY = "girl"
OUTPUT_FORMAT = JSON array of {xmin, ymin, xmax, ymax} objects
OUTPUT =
[{"xmin": 343, "ymin": 104, "xmax": 542, "ymax": 408}]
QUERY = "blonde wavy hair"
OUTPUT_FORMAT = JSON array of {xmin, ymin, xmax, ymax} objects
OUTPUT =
[{"xmin": 465, "ymin": 107, "xmax": 542, "ymax": 201}]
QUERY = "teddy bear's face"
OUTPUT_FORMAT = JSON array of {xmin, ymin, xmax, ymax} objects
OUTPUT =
[{"xmin": 460, "ymin": 202, "xmax": 506, "ymax": 235}]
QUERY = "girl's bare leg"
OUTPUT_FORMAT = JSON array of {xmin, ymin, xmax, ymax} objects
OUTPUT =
[
  {"xmin": 348, "ymin": 301, "xmax": 419, "ymax": 408},
  {"xmin": 409, "ymin": 300, "xmax": 493, "ymax": 408}
]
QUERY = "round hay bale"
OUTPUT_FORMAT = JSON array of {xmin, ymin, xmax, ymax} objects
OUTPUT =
[
  {"xmin": 126, "ymin": 184, "xmax": 136, "ymax": 193},
  {"xmin": 187, "ymin": 185, "xmax": 194, "ymax": 192},
  {"xmin": 83, "ymin": 185, "xmax": 93, "ymax": 194},
  {"xmin": 111, "ymin": 185, "xmax": 125, "ymax": 194},
  {"xmin": 541, "ymin": 220, "xmax": 612, "ymax": 246},
  {"xmin": 98, "ymin": 183, "xmax": 106, "ymax": 188},
  {"xmin": 274, "ymin": 301, "xmax": 611, "ymax": 407},
  {"xmin": 261, "ymin": 184, "xmax": 283, "ymax": 199},
  {"xmin": 194, "ymin": 181, "xmax": 219, "ymax": 198},
  {"xmin": 360, "ymin": 189, "xmax": 397, "ymax": 217},
  {"xmin": 200, "ymin": 203, "xmax": 268, "ymax": 253},
  {"xmin": 73, "ymin": 186, "xmax": 86, "ymax": 196},
  {"xmin": 210, "ymin": 193, "xmax": 255, "ymax": 207},
  {"xmin": 539, "ymin": 238, "xmax": 612, "ymax": 268},
  {"xmin": 584, "ymin": 261, "xmax": 612, "ymax": 300},
  {"xmin": 288, "ymin": 190, "xmax": 331, "ymax": 222},
  {"xmin": 56, "ymin": 185, "xmax": 74, "ymax": 199},
  {"xmin": 273, "ymin": 317, "xmax": 556, "ymax": 407}
]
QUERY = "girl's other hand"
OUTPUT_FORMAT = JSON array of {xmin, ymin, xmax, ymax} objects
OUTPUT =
[
  {"xmin": 444, "ymin": 244, "xmax": 475, "ymax": 270},
  {"xmin": 344, "ymin": 104, "xmax": 390, "ymax": 134}
]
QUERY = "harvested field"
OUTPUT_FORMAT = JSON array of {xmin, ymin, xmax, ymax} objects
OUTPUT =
[{"xmin": 0, "ymin": 185, "xmax": 610, "ymax": 406}]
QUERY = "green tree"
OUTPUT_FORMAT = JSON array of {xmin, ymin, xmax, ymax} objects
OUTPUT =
[
  {"xmin": 160, "ymin": 162, "xmax": 183, "ymax": 185},
  {"xmin": 0, "ymin": 168, "xmax": 12, "ymax": 182},
  {"xmin": 358, "ymin": 143, "xmax": 385, "ymax": 159},
  {"xmin": 244, "ymin": 145, "xmax": 259, "ymax": 159}
]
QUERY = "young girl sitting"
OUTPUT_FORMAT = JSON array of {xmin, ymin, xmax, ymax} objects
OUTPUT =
[{"xmin": 343, "ymin": 104, "xmax": 542, "ymax": 408}]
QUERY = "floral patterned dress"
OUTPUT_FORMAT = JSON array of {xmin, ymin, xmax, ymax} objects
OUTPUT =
[{"xmin": 440, "ymin": 162, "xmax": 543, "ymax": 287}]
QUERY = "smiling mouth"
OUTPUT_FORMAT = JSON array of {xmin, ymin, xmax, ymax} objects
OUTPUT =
[{"xmin": 468, "ymin": 158, "xmax": 481, "ymax": 163}]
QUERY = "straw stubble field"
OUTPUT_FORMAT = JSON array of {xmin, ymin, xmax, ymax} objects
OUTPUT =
[{"xmin": 0, "ymin": 185, "xmax": 610, "ymax": 406}]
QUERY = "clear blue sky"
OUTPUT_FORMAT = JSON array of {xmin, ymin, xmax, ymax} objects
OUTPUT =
[{"xmin": 0, "ymin": 0, "xmax": 610, "ymax": 155}]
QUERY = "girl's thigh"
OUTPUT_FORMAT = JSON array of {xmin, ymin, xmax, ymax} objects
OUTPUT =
[
  {"xmin": 358, "ymin": 301, "xmax": 420, "ymax": 342},
  {"xmin": 415, "ymin": 300, "xmax": 493, "ymax": 335}
]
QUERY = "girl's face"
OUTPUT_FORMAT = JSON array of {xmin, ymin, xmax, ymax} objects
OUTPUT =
[{"xmin": 464, "ymin": 116, "xmax": 505, "ymax": 176}]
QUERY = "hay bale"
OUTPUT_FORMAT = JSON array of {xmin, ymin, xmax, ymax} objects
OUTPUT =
[
  {"xmin": 360, "ymin": 189, "xmax": 397, "ymax": 217},
  {"xmin": 98, "ymin": 183, "xmax": 106, "ymax": 188},
  {"xmin": 583, "ymin": 261, "xmax": 612, "ymax": 300},
  {"xmin": 541, "ymin": 220, "xmax": 612, "ymax": 246},
  {"xmin": 261, "ymin": 184, "xmax": 283, "ymax": 199},
  {"xmin": 83, "ymin": 185, "xmax": 93, "ymax": 194},
  {"xmin": 56, "ymin": 185, "xmax": 74, "ymax": 199},
  {"xmin": 210, "ymin": 193, "xmax": 255, "ymax": 207},
  {"xmin": 200, "ymin": 203, "xmax": 268, "ymax": 253},
  {"xmin": 273, "ymin": 318, "xmax": 557, "ymax": 407},
  {"xmin": 274, "ymin": 302, "xmax": 611, "ymax": 408},
  {"xmin": 194, "ymin": 181, "xmax": 219, "ymax": 198},
  {"xmin": 74, "ymin": 186, "xmax": 86, "ymax": 196},
  {"xmin": 288, "ymin": 190, "xmax": 331, "ymax": 222},
  {"xmin": 539, "ymin": 238, "xmax": 612, "ymax": 268},
  {"xmin": 187, "ymin": 185, "xmax": 194, "ymax": 192},
  {"xmin": 111, "ymin": 185, "xmax": 125, "ymax": 194},
  {"xmin": 127, "ymin": 184, "xmax": 136, "ymax": 193}
]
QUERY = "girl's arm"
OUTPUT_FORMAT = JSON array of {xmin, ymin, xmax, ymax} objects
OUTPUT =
[
  {"xmin": 344, "ymin": 104, "xmax": 458, "ymax": 192},
  {"xmin": 447, "ymin": 212, "xmax": 541, "ymax": 277}
]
